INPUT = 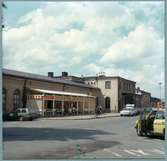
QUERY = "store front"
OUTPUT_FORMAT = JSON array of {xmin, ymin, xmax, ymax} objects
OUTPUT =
[{"xmin": 27, "ymin": 88, "xmax": 96, "ymax": 117}]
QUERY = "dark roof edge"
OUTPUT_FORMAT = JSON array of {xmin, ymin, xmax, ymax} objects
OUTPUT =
[
  {"xmin": 2, "ymin": 68, "xmax": 99, "ymax": 90},
  {"xmin": 84, "ymin": 76, "xmax": 136, "ymax": 83}
]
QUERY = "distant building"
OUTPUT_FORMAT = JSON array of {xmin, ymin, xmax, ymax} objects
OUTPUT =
[
  {"xmin": 135, "ymin": 87, "xmax": 151, "ymax": 108},
  {"xmin": 150, "ymin": 97, "xmax": 165, "ymax": 108},
  {"xmin": 140, "ymin": 90, "xmax": 151, "ymax": 107},
  {"xmin": 83, "ymin": 75, "xmax": 136, "ymax": 112},
  {"xmin": 150, "ymin": 97, "xmax": 161, "ymax": 108}
]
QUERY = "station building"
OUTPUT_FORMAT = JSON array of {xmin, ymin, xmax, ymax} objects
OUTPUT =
[
  {"xmin": 3, "ymin": 68, "xmax": 153, "ymax": 116},
  {"xmin": 2, "ymin": 69, "xmax": 102, "ymax": 116}
]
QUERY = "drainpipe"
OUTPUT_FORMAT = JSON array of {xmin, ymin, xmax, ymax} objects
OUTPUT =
[{"xmin": 22, "ymin": 79, "xmax": 27, "ymax": 108}]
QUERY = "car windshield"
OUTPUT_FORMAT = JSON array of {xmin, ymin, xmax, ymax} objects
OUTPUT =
[
  {"xmin": 155, "ymin": 111, "xmax": 165, "ymax": 119},
  {"xmin": 22, "ymin": 109, "xmax": 27, "ymax": 113}
]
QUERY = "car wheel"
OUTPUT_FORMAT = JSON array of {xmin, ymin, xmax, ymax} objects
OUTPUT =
[
  {"xmin": 29, "ymin": 117, "xmax": 33, "ymax": 121},
  {"xmin": 19, "ymin": 117, "xmax": 23, "ymax": 121},
  {"xmin": 162, "ymin": 129, "xmax": 165, "ymax": 140}
]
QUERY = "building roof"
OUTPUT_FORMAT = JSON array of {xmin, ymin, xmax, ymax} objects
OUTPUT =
[
  {"xmin": 2, "ymin": 68, "xmax": 99, "ymax": 89},
  {"xmin": 54, "ymin": 75, "xmax": 84, "ymax": 83},
  {"xmin": 140, "ymin": 90, "xmax": 151, "ymax": 95},
  {"xmin": 151, "ymin": 97, "xmax": 160, "ymax": 101},
  {"xmin": 83, "ymin": 75, "xmax": 136, "ymax": 83}
]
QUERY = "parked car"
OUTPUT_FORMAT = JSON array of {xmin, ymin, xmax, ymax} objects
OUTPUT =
[
  {"xmin": 134, "ymin": 108, "xmax": 165, "ymax": 139},
  {"xmin": 120, "ymin": 108, "xmax": 136, "ymax": 116},
  {"xmin": 125, "ymin": 104, "xmax": 135, "ymax": 109},
  {"xmin": 16, "ymin": 108, "xmax": 40, "ymax": 121},
  {"xmin": 3, "ymin": 112, "xmax": 19, "ymax": 121}
]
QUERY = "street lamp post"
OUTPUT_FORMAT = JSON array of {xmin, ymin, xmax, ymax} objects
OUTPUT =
[{"xmin": 158, "ymin": 82, "xmax": 162, "ymax": 108}]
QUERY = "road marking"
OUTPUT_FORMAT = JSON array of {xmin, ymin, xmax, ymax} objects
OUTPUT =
[
  {"xmin": 111, "ymin": 152, "xmax": 122, "ymax": 157},
  {"xmin": 130, "ymin": 149, "xmax": 149, "ymax": 155},
  {"xmin": 124, "ymin": 150, "xmax": 141, "ymax": 157},
  {"xmin": 151, "ymin": 149, "xmax": 165, "ymax": 155},
  {"xmin": 103, "ymin": 149, "xmax": 122, "ymax": 157}
]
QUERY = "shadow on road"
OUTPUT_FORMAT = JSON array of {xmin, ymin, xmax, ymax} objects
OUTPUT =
[
  {"xmin": 144, "ymin": 135, "xmax": 165, "ymax": 140},
  {"xmin": 3, "ymin": 127, "xmax": 116, "ymax": 142}
]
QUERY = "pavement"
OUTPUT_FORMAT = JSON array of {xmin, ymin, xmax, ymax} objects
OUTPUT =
[
  {"xmin": 3, "ymin": 116, "xmax": 165, "ymax": 160},
  {"xmin": 38, "ymin": 112, "xmax": 120, "ymax": 120}
]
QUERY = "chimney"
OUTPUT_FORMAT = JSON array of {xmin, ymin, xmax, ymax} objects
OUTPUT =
[
  {"xmin": 48, "ymin": 72, "xmax": 54, "ymax": 78},
  {"xmin": 62, "ymin": 72, "xmax": 68, "ymax": 77},
  {"xmin": 98, "ymin": 72, "xmax": 106, "ymax": 77}
]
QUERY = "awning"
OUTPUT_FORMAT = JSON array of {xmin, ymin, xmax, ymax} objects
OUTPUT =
[{"xmin": 31, "ymin": 88, "xmax": 94, "ymax": 97}]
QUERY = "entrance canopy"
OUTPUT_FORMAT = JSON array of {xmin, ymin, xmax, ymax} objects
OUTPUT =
[
  {"xmin": 31, "ymin": 88, "xmax": 94, "ymax": 97},
  {"xmin": 27, "ymin": 88, "xmax": 96, "ymax": 116}
]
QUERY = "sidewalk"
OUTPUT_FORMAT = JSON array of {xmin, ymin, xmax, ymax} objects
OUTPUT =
[{"xmin": 39, "ymin": 113, "xmax": 120, "ymax": 120}]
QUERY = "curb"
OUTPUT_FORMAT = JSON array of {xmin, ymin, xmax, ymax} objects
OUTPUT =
[{"xmin": 38, "ymin": 114, "xmax": 120, "ymax": 121}]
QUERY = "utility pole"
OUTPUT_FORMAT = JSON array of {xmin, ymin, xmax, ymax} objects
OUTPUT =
[{"xmin": 158, "ymin": 82, "xmax": 162, "ymax": 108}]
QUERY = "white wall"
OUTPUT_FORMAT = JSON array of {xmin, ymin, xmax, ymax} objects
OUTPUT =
[{"xmin": 85, "ymin": 77, "xmax": 119, "ymax": 112}]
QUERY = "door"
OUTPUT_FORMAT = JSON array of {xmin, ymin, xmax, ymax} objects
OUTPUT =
[
  {"xmin": 153, "ymin": 111, "xmax": 165, "ymax": 134},
  {"xmin": 105, "ymin": 97, "xmax": 110, "ymax": 109}
]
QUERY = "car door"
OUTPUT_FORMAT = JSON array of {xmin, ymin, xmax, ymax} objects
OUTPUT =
[{"xmin": 153, "ymin": 111, "xmax": 165, "ymax": 134}]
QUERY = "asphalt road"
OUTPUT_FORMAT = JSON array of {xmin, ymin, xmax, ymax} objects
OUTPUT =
[{"xmin": 3, "ymin": 116, "xmax": 165, "ymax": 159}]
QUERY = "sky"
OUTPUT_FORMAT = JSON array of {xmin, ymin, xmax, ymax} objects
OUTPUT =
[{"xmin": 2, "ymin": 1, "xmax": 164, "ymax": 99}]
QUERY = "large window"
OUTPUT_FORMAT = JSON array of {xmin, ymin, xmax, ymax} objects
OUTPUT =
[
  {"xmin": 3, "ymin": 88, "xmax": 7, "ymax": 112},
  {"xmin": 105, "ymin": 81, "xmax": 111, "ymax": 89},
  {"xmin": 13, "ymin": 89, "xmax": 21, "ymax": 110}
]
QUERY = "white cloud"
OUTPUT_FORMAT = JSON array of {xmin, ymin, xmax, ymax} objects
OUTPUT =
[
  {"xmin": 3, "ymin": 2, "xmax": 164, "ymax": 98},
  {"xmin": 100, "ymin": 25, "xmax": 164, "ymax": 64}
]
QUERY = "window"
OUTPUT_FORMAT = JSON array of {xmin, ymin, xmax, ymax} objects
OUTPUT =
[
  {"xmin": 13, "ymin": 89, "xmax": 21, "ymax": 110},
  {"xmin": 156, "ymin": 111, "xmax": 165, "ymax": 119},
  {"xmin": 123, "ymin": 82, "xmax": 126, "ymax": 90},
  {"xmin": 3, "ymin": 88, "xmax": 7, "ymax": 112},
  {"xmin": 105, "ymin": 81, "xmax": 111, "ymax": 89}
]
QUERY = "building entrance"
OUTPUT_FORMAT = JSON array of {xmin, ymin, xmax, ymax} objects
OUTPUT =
[{"xmin": 105, "ymin": 97, "xmax": 111, "ymax": 112}]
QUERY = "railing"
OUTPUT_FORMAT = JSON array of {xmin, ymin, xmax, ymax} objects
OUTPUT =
[{"xmin": 43, "ymin": 108, "xmax": 95, "ymax": 117}]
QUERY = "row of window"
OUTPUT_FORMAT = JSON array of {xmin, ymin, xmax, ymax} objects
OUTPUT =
[
  {"xmin": 87, "ymin": 81, "xmax": 111, "ymax": 89},
  {"xmin": 3, "ymin": 88, "xmax": 21, "ymax": 112},
  {"xmin": 87, "ymin": 81, "xmax": 96, "ymax": 85},
  {"xmin": 87, "ymin": 80, "xmax": 135, "ymax": 91},
  {"xmin": 123, "ymin": 82, "xmax": 133, "ymax": 91}
]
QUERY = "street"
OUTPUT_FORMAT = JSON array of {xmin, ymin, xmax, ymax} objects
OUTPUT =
[{"xmin": 3, "ymin": 116, "xmax": 165, "ymax": 159}]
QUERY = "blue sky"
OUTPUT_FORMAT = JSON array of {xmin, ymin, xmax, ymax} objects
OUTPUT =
[{"xmin": 3, "ymin": 1, "xmax": 164, "ymax": 98}]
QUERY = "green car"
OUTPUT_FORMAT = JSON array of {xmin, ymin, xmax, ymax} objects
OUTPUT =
[{"xmin": 16, "ymin": 108, "xmax": 40, "ymax": 121}]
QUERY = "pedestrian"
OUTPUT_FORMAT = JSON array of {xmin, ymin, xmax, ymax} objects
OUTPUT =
[{"xmin": 99, "ymin": 105, "xmax": 102, "ymax": 114}]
